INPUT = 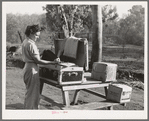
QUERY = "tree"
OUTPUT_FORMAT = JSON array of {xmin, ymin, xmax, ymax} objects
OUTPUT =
[
  {"xmin": 79, "ymin": 5, "xmax": 118, "ymax": 42},
  {"xmin": 6, "ymin": 13, "xmax": 48, "ymax": 44},
  {"xmin": 45, "ymin": 5, "xmax": 81, "ymax": 40},
  {"xmin": 7, "ymin": 14, "xmax": 18, "ymax": 43},
  {"xmin": 118, "ymin": 5, "xmax": 144, "ymax": 46},
  {"xmin": 45, "ymin": 4, "xmax": 119, "ymax": 66},
  {"xmin": 102, "ymin": 5, "xmax": 118, "ymax": 22}
]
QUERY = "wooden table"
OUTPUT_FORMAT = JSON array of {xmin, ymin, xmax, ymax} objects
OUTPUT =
[{"xmin": 40, "ymin": 72, "xmax": 126, "ymax": 110}]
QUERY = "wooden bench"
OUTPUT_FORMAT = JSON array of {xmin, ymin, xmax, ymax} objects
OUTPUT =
[
  {"xmin": 40, "ymin": 72, "xmax": 126, "ymax": 110},
  {"xmin": 62, "ymin": 101, "xmax": 125, "ymax": 110}
]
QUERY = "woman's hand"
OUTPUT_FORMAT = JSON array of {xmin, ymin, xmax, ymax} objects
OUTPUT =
[{"xmin": 54, "ymin": 58, "xmax": 61, "ymax": 63}]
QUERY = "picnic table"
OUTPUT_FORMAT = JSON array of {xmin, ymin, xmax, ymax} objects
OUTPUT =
[{"xmin": 40, "ymin": 72, "xmax": 126, "ymax": 110}]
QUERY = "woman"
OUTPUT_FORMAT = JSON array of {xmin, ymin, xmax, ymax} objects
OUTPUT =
[{"xmin": 22, "ymin": 25, "xmax": 60, "ymax": 109}]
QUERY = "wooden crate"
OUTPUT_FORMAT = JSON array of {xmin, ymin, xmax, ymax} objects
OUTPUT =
[{"xmin": 107, "ymin": 84, "xmax": 132, "ymax": 103}]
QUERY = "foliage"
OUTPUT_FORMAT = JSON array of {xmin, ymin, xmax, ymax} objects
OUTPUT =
[
  {"xmin": 125, "ymin": 5, "xmax": 144, "ymax": 45},
  {"xmin": 7, "ymin": 14, "xmax": 19, "ymax": 43},
  {"xmin": 6, "ymin": 5, "xmax": 144, "ymax": 47},
  {"xmin": 6, "ymin": 13, "xmax": 48, "ymax": 44},
  {"xmin": 45, "ymin": 5, "xmax": 119, "ymax": 41},
  {"xmin": 44, "ymin": 5, "xmax": 86, "ymax": 39},
  {"xmin": 102, "ymin": 5, "xmax": 118, "ymax": 22},
  {"xmin": 103, "ymin": 5, "xmax": 144, "ymax": 46}
]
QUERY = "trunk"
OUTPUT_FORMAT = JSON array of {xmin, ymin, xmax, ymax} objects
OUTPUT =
[
  {"xmin": 18, "ymin": 31, "xmax": 23, "ymax": 43},
  {"xmin": 91, "ymin": 5, "xmax": 102, "ymax": 67},
  {"xmin": 88, "ymin": 29, "xmax": 92, "ymax": 42},
  {"xmin": 91, "ymin": 5, "xmax": 98, "ymax": 66},
  {"xmin": 70, "ymin": 6, "xmax": 78, "ymax": 37},
  {"xmin": 60, "ymin": 5, "xmax": 69, "ymax": 38},
  {"xmin": 46, "ymin": 6, "xmax": 53, "ymax": 32},
  {"xmin": 55, "ymin": 5, "xmax": 65, "ymax": 39}
]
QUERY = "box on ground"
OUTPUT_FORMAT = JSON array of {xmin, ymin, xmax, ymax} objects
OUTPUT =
[
  {"xmin": 91, "ymin": 62, "xmax": 117, "ymax": 82},
  {"xmin": 107, "ymin": 84, "xmax": 132, "ymax": 103},
  {"xmin": 39, "ymin": 62, "xmax": 84, "ymax": 85}
]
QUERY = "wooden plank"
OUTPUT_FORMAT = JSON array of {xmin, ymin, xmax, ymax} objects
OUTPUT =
[
  {"xmin": 62, "ymin": 101, "xmax": 121, "ymax": 110},
  {"xmin": 40, "ymin": 77, "xmax": 58, "ymax": 84},
  {"xmin": 40, "ymin": 77, "xmax": 61, "ymax": 88},
  {"xmin": 82, "ymin": 89, "xmax": 106, "ymax": 98},
  {"xmin": 40, "ymin": 95, "xmax": 64, "ymax": 109},
  {"xmin": 62, "ymin": 83, "xmax": 110, "ymax": 91},
  {"xmin": 60, "ymin": 81, "xmax": 83, "ymax": 86},
  {"xmin": 72, "ymin": 90, "xmax": 81, "ymax": 104}
]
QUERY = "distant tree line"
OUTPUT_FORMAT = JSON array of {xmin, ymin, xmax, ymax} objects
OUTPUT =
[
  {"xmin": 6, "ymin": 13, "xmax": 47, "ymax": 44},
  {"xmin": 6, "ymin": 5, "xmax": 144, "ymax": 46},
  {"xmin": 103, "ymin": 5, "xmax": 144, "ymax": 46}
]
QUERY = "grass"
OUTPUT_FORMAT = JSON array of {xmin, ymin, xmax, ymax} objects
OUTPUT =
[{"xmin": 89, "ymin": 43, "xmax": 144, "ymax": 73}]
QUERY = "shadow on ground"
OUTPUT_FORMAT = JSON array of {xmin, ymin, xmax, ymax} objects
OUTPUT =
[{"xmin": 6, "ymin": 103, "xmax": 24, "ymax": 109}]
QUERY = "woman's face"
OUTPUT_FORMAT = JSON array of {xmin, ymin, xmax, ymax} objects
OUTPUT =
[{"xmin": 34, "ymin": 32, "xmax": 40, "ymax": 41}]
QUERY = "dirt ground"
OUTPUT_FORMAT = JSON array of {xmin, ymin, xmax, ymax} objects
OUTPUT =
[{"xmin": 6, "ymin": 67, "xmax": 144, "ymax": 110}]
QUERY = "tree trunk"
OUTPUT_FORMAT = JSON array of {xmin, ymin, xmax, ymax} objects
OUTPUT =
[
  {"xmin": 60, "ymin": 5, "xmax": 69, "ymax": 38},
  {"xmin": 88, "ymin": 29, "xmax": 92, "ymax": 42},
  {"xmin": 55, "ymin": 5, "xmax": 65, "ymax": 39},
  {"xmin": 70, "ymin": 6, "xmax": 78, "ymax": 37},
  {"xmin": 18, "ymin": 31, "xmax": 23, "ymax": 43},
  {"xmin": 91, "ymin": 5, "xmax": 102, "ymax": 68}
]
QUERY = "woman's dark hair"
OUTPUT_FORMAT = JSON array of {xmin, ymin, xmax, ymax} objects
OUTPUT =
[{"xmin": 25, "ymin": 24, "xmax": 45, "ymax": 37}]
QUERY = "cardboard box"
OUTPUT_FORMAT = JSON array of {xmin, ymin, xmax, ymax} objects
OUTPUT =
[
  {"xmin": 107, "ymin": 84, "xmax": 132, "ymax": 103},
  {"xmin": 91, "ymin": 62, "xmax": 117, "ymax": 82}
]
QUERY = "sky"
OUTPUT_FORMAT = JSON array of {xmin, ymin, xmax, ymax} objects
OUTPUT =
[{"xmin": 3, "ymin": 1, "xmax": 147, "ymax": 18}]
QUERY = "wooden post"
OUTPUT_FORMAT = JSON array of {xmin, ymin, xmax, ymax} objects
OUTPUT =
[
  {"xmin": 91, "ymin": 5, "xmax": 102, "ymax": 67},
  {"xmin": 91, "ymin": 5, "xmax": 98, "ymax": 66},
  {"xmin": 97, "ymin": 5, "xmax": 102, "ymax": 62}
]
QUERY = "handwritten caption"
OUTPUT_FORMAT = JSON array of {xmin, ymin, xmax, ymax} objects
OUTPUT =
[{"xmin": 52, "ymin": 111, "xmax": 68, "ymax": 114}]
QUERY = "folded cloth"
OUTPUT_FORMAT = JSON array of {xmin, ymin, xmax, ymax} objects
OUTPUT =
[{"xmin": 63, "ymin": 36, "xmax": 79, "ymax": 59}]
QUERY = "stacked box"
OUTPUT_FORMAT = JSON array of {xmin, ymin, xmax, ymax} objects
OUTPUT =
[
  {"xmin": 39, "ymin": 62, "xmax": 84, "ymax": 85},
  {"xmin": 91, "ymin": 62, "xmax": 117, "ymax": 82},
  {"xmin": 107, "ymin": 84, "xmax": 132, "ymax": 103}
]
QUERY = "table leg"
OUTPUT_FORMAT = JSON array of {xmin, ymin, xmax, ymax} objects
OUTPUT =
[
  {"xmin": 40, "ymin": 80, "xmax": 44, "ymax": 94},
  {"xmin": 104, "ymin": 87, "xmax": 108, "ymax": 97},
  {"xmin": 108, "ymin": 106, "xmax": 113, "ymax": 110},
  {"xmin": 61, "ymin": 90, "xmax": 70, "ymax": 106},
  {"xmin": 72, "ymin": 90, "xmax": 81, "ymax": 105},
  {"xmin": 122, "ymin": 103, "xmax": 127, "ymax": 106}
]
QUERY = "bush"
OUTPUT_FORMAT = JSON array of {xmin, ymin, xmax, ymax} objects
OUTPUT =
[{"xmin": 6, "ymin": 42, "xmax": 12, "ymax": 52}]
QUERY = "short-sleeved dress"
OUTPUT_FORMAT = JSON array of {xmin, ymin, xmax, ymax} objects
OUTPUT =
[{"xmin": 22, "ymin": 38, "xmax": 40, "ymax": 109}]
